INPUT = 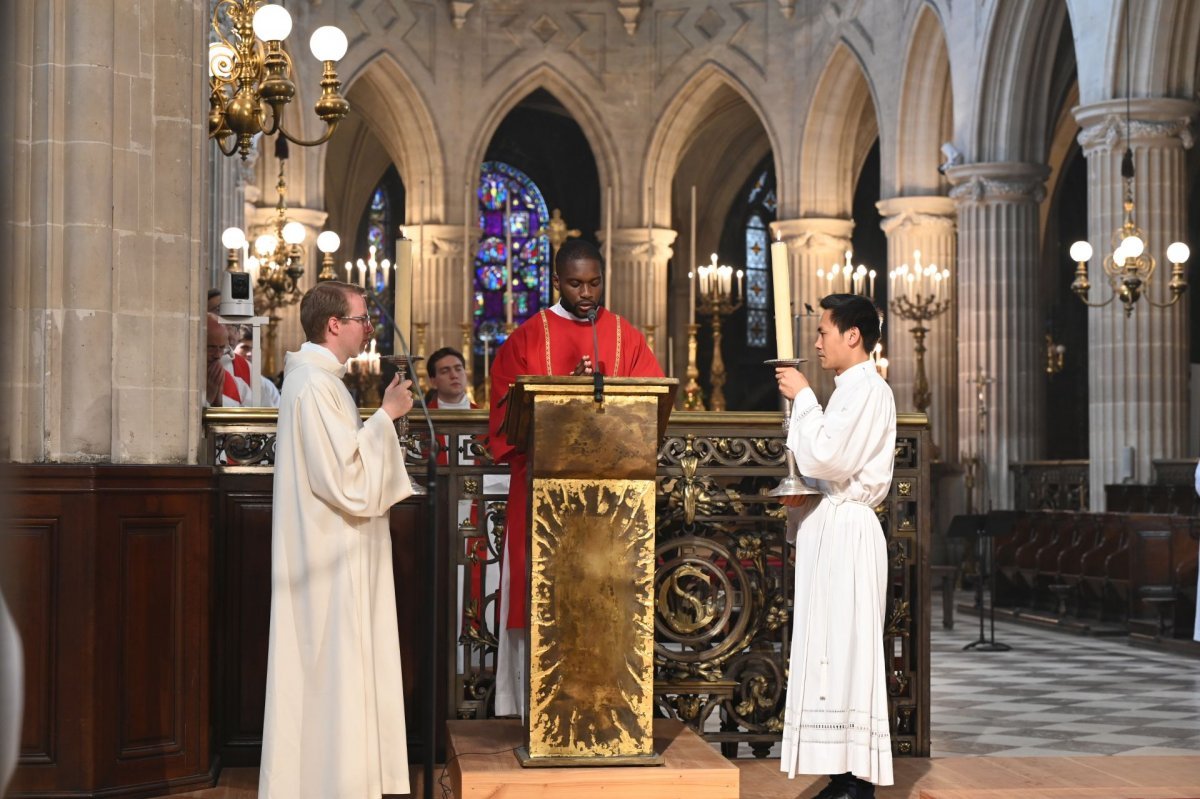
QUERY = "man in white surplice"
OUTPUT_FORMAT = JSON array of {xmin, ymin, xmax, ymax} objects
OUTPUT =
[
  {"xmin": 260, "ymin": 281, "xmax": 416, "ymax": 799},
  {"xmin": 775, "ymin": 293, "xmax": 896, "ymax": 799}
]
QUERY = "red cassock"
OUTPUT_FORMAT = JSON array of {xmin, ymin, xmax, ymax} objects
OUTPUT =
[{"xmin": 486, "ymin": 307, "xmax": 663, "ymax": 630}]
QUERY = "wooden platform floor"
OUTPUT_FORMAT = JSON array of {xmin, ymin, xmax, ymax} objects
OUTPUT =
[
  {"xmin": 164, "ymin": 751, "xmax": 1200, "ymax": 799},
  {"xmin": 447, "ymin": 718, "xmax": 738, "ymax": 798}
]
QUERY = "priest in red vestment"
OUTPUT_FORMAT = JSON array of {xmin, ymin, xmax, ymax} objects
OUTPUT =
[{"xmin": 486, "ymin": 239, "xmax": 663, "ymax": 717}]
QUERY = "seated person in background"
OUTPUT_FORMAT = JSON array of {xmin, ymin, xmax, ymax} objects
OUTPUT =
[
  {"xmin": 232, "ymin": 325, "xmax": 281, "ymax": 407},
  {"xmin": 426, "ymin": 346, "xmax": 476, "ymax": 467},
  {"xmin": 206, "ymin": 313, "xmax": 250, "ymax": 407},
  {"xmin": 426, "ymin": 347, "xmax": 474, "ymax": 410}
]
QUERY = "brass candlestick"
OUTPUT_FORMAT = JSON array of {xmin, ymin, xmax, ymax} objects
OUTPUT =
[
  {"xmin": 765, "ymin": 357, "xmax": 821, "ymax": 497},
  {"xmin": 697, "ymin": 295, "xmax": 740, "ymax": 413},
  {"xmin": 889, "ymin": 250, "xmax": 951, "ymax": 418},
  {"xmin": 681, "ymin": 323, "xmax": 705, "ymax": 411},
  {"xmin": 461, "ymin": 321, "xmax": 475, "ymax": 402},
  {"xmin": 414, "ymin": 322, "xmax": 429, "ymax": 394}
]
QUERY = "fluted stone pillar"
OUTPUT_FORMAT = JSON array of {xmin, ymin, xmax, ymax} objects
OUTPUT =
[
  {"xmin": 770, "ymin": 218, "xmax": 855, "ymax": 402},
  {"xmin": 605, "ymin": 227, "xmax": 676, "ymax": 370},
  {"xmin": 877, "ymin": 196, "xmax": 957, "ymax": 455},
  {"xmin": 411, "ymin": 223, "xmax": 471, "ymax": 357},
  {"xmin": 1074, "ymin": 98, "xmax": 1197, "ymax": 507},
  {"xmin": 2, "ymin": 0, "xmax": 208, "ymax": 462},
  {"xmin": 946, "ymin": 163, "xmax": 1049, "ymax": 509}
]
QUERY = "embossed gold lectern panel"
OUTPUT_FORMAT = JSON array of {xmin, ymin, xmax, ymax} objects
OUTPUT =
[
  {"xmin": 527, "ymin": 478, "xmax": 657, "ymax": 758},
  {"xmin": 503, "ymin": 377, "xmax": 677, "ymax": 766}
]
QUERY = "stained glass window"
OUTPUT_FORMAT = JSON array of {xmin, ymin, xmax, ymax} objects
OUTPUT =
[
  {"xmin": 744, "ymin": 167, "xmax": 776, "ymax": 348},
  {"xmin": 352, "ymin": 169, "xmax": 402, "ymax": 357},
  {"xmin": 473, "ymin": 161, "xmax": 551, "ymax": 350},
  {"xmin": 366, "ymin": 187, "xmax": 388, "ymax": 257}
]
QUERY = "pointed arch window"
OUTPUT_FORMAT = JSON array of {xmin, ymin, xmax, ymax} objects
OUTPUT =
[
  {"xmin": 744, "ymin": 168, "xmax": 777, "ymax": 348},
  {"xmin": 473, "ymin": 161, "xmax": 551, "ymax": 350}
]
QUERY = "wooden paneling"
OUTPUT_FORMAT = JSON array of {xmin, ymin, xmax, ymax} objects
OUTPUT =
[
  {"xmin": 0, "ymin": 464, "xmax": 213, "ymax": 798},
  {"xmin": 7, "ymin": 518, "xmax": 58, "ymax": 766}
]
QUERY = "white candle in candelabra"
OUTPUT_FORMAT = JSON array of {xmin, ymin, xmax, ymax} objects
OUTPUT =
[
  {"xmin": 345, "ymin": 261, "xmax": 352, "ymax": 283},
  {"xmin": 504, "ymin": 192, "xmax": 513, "ymax": 327},
  {"xmin": 868, "ymin": 269, "xmax": 877, "ymax": 300},
  {"xmin": 604, "ymin": 186, "xmax": 613, "ymax": 298},
  {"xmin": 689, "ymin": 184, "xmax": 696, "ymax": 321},
  {"xmin": 395, "ymin": 236, "xmax": 413, "ymax": 352},
  {"xmin": 464, "ymin": 181, "xmax": 473, "ymax": 325},
  {"xmin": 381, "ymin": 259, "xmax": 390, "ymax": 288},
  {"xmin": 357, "ymin": 258, "xmax": 366, "ymax": 287},
  {"xmin": 736, "ymin": 269, "xmax": 744, "ymax": 300},
  {"xmin": 769, "ymin": 236, "xmax": 794, "ymax": 360},
  {"xmin": 418, "ymin": 180, "xmax": 425, "ymax": 274}
]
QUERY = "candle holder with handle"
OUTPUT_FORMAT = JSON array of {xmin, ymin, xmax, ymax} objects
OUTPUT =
[
  {"xmin": 381, "ymin": 354, "xmax": 426, "ymax": 496},
  {"xmin": 765, "ymin": 357, "xmax": 821, "ymax": 497}
]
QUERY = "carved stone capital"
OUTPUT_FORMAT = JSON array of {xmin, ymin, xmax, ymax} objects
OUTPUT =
[
  {"xmin": 608, "ymin": 227, "xmax": 677, "ymax": 262},
  {"xmin": 945, "ymin": 162, "xmax": 1048, "ymax": 205},
  {"xmin": 770, "ymin": 218, "xmax": 854, "ymax": 253},
  {"xmin": 876, "ymin": 196, "xmax": 956, "ymax": 236},
  {"xmin": 1074, "ymin": 97, "xmax": 1199, "ymax": 154}
]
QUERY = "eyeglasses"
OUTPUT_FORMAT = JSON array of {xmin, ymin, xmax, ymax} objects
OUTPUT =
[{"xmin": 338, "ymin": 314, "xmax": 372, "ymax": 326}]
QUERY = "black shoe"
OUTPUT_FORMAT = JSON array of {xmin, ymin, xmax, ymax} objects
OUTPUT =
[
  {"xmin": 809, "ymin": 774, "xmax": 857, "ymax": 799},
  {"xmin": 853, "ymin": 778, "xmax": 875, "ymax": 799}
]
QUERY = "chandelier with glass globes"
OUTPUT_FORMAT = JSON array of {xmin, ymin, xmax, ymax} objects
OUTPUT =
[{"xmin": 208, "ymin": 1, "xmax": 351, "ymax": 159}]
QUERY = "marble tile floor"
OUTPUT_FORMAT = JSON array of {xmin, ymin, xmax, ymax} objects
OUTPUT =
[
  {"xmin": 148, "ymin": 592, "xmax": 1200, "ymax": 798},
  {"xmin": 930, "ymin": 596, "xmax": 1200, "ymax": 757}
]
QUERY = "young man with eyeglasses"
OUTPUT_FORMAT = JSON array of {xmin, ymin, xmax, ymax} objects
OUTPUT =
[{"xmin": 259, "ymin": 280, "xmax": 416, "ymax": 799}]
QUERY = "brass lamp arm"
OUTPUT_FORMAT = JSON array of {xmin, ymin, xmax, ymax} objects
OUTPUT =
[{"xmin": 273, "ymin": 118, "xmax": 341, "ymax": 148}]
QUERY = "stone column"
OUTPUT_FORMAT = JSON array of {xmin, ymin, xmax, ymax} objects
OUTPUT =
[
  {"xmin": 1074, "ymin": 98, "xmax": 1197, "ymax": 507},
  {"xmin": 946, "ymin": 162, "xmax": 1049, "ymax": 510},
  {"xmin": 2, "ymin": 0, "xmax": 208, "ymax": 463},
  {"xmin": 605, "ymin": 227, "xmax": 677, "ymax": 371},
  {"xmin": 411, "ymin": 224, "xmax": 471, "ymax": 358},
  {"xmin": 877, "ymin": 196, "xmax": 957, "ymax": 455},
  {"xmin": 770, "ymin": 218, "xmax": 855, "ymax": 402}
]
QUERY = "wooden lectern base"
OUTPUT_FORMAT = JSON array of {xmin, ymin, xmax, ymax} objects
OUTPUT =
[{"xmin": 447, "ymin": 719, "xmax": 739, "ymax": 799}]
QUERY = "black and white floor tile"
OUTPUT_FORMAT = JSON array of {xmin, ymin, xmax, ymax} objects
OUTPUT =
[{"xmin": 930, "ymin": 597, "xmax": 1200, "ymax": 757}]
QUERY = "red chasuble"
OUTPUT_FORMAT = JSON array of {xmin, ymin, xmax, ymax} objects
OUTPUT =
[{"xmin": 487, "ymin": 307, "xmax": 663, "ymax": 629}]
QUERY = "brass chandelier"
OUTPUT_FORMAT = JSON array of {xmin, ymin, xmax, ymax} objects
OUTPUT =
[
  {"xmin": 208, "ymin": 0, "xmax": 350, "ymax": 159},
  {"xmin": 1069, "ymin": 15, "xmax": 1188, "ymax": 317}
]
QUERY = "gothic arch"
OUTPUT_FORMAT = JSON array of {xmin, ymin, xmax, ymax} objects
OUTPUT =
[
  {"xmin": 797, "ymin": 42, "xmax": 880, "ymax": 218},
  {"xmin": 643, "ymin": 62, "xmax": 781, "ymax": 228},
  {"xmin": 972, "ymin": 0, "xmax": 1069, "ymax": 162},
  {"xmin": 463, "ymin": 64, "xmax": 619, "ymax": 211},
  {"xmin": 894, "ymin": 4, "xmax": 953, "ymax": 196},
  {"xmin": 318, "ymin": 51, "xmax": 445, "ymax": 254}
]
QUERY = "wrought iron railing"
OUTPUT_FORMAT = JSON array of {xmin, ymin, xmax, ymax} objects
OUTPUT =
[
  {"xmin": 204, "ymin": 407, "xmax": 931, "ymax": 757},
  {"xmin": 1011, "ymin": 459, "xmax": 1090, "ymax": 510}
]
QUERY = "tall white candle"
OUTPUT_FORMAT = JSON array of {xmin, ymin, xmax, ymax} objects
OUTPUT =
[
  {"xmin": 464, "ymin": 180, "xmax": 472, "ymax": 324},
  {"xmin": 770, "ymin": 237, "xmax": 793, "ymax": 360},
  {"xmin": 604, "ymin": 186, "xmax": 613, "ymax": 297},
  {"xmin": 418, "ymin": 180, "xmax": 426, "ymax": 275},
  {"xmin": 395, "ymin": 236, "xmax": 413, "ymax": 352},
  {"xmin": 689, "ymin": 184, "xmax": 696, "ymax": 325},
  {"xmin": 504, "ymin": 192, "xmax": 513, "ymax": 327}
]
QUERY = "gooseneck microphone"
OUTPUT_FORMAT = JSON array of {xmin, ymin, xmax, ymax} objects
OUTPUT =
[{"xmin": 587, "ymin": 307, "xmax": 604, "ymax": 404}]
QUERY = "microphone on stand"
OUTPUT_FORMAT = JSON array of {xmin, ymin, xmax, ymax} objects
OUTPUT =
[
  {"xmin": 394, "ymin": 328, "xmax": 438, "ymax": 799},
  {"xmin": 587, "ymin": 308, "xmax": 604, "ymax": 404}
]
